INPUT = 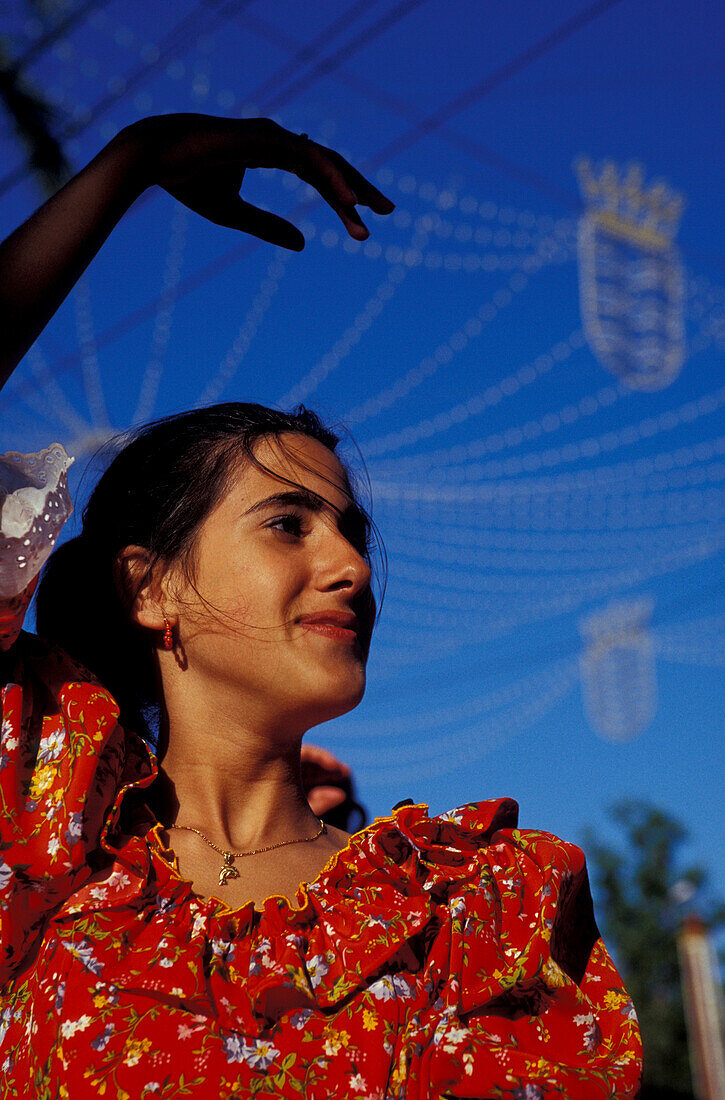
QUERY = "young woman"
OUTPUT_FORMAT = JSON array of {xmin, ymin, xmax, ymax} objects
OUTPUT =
[{"xmin": 0, "ymin": 114, "xmax": 642, "ymax": 1098}]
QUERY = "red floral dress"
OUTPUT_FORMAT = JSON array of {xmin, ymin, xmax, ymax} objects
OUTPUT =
[{"xmin": 0, "ymin": 451, "xmax": 642, "ymax": 1099}]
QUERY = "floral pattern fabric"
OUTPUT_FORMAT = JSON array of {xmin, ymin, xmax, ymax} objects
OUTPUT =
[{"xmin": 1, "ymin": 608, "xmax": 642, "ymax": 1098}]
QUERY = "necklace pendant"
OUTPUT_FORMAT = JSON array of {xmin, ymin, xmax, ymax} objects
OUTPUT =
[{"xmin": 218, "ymin": 852, "xmax": 240, "ymax": 887}]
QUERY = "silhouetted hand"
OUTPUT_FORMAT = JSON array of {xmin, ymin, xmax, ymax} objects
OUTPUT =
[{"xmin": 126, "ymin": 113, "xmax": 394, "ymax": 250}]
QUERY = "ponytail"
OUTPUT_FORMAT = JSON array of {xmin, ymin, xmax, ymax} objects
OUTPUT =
[{"xmin": 36, "ymin": 532, "xmax": 157, "ymax": 740}]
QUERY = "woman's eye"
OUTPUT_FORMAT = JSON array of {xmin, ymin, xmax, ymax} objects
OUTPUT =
[
  {"xmin": 268, "ymin": 513, "xmax": 304, "ymax": 537},
  {"xmin": 340, "ymin": 511, "xmax": 371, "ymax": 556}
]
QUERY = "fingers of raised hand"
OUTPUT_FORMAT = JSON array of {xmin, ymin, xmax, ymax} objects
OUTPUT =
[
  {"xmin": 291, "ymin": 136, "xmax": 394, "ymax": 239},
  {"xmin": 231, "ymin": 200, "xmax": 305, "ymax": 250},
  {"xmin": 307, "ymin": 786, "xmax": 348, "ymax": 815},
  {"xmin": 323, "ymin": 146, "xmax": 395, "ymax": 216},
  {"xmin": 165, "ymin": 178, "xmax": 305, "ymax": 250}
]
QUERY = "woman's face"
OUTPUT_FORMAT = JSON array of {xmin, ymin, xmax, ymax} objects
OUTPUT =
[{"xmin": 167, "ymin": 433, "xmax": 373, "ymax": 733}]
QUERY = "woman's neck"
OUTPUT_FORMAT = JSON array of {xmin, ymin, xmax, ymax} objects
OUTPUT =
[{"xmin": 154, "ymin": 705, "xmax": 319, "ymax": 852}]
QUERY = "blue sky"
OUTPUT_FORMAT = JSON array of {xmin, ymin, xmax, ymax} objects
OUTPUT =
[{"xmin": 1, "ymin": 0, "xmax": 724, "ymax": 919}]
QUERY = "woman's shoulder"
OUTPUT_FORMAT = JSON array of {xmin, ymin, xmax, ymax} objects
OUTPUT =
[
  {"xmin": 314, "ymin": 795, "xmax": 588, "ymax": 902},
  {"xmin": 352, "ymin": 796, "xmax": 521, "ymax": 847},
  {"xmin": 417, "ymin": 795, "xmax": 521, "ymax": 837},
  {"xmin": 0, "ymin": 627, "xmax": 155, "ymax": 988},
  {"xmin": 315, "ymin": 798, "xmax": 593, "ymax": 950}
]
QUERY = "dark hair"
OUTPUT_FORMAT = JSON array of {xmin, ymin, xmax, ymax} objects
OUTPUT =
[{"xmin": 36, "ymin": 402, "xmax": 383, "ymax": 746}]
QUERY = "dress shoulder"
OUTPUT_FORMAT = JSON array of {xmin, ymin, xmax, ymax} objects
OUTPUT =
[
  {"xmin": 266, "ymin": 798, "xmax": 641, "ymax": 1095},
  {"xmin": 0, "ymin": 630, "xmax": 156, "ymax": 987}
]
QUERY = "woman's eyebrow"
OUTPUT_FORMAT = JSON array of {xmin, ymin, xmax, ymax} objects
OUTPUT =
[
  {"xmin": 243, "ymin": 489, "xmax": 330, "ymax": 516},
  {"xmin": 243, "ymin": 489, "xmax": 365, "ymax": 533}
]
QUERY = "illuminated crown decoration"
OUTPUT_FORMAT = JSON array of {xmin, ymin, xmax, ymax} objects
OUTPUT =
[
  {"xmin": 575, "ymin": 158, "xmax": 684, "ymax": 253},
  {"xmin": 579, "ymin": 597, "xmax": 654, "ymax": 649},
  {"xmin": 579, "ymin": 598, "xmax": 656, "ymax": 742}
]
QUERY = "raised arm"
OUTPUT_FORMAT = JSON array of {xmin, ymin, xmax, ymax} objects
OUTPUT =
[{"xmin": 0, "ymin": 113, "xmax": 393, "ymax": 390}]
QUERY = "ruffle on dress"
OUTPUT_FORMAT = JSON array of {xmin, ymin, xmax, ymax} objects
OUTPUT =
[{"xmin": 50, "ymin": 793, "xmax": 636, "ymax": 1074}]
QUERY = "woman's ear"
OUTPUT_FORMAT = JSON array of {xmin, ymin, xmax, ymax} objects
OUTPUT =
[{"xmin": 114, "ymin": 545, "xmax": 168, "ymax": 630}]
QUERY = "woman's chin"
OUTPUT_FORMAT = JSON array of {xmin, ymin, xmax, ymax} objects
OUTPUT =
[{"xmin": 308, "ymin": 678, "xmax": 366, "ymax": 726}]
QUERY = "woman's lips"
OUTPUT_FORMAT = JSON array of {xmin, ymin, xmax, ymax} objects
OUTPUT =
[
  {"xmin": 298, "ymin": 611, "xmax": 360, "ymax": 644},
  {"xmin": 302, "ymin": 622, "xmax": 358, "ymax": 642}
]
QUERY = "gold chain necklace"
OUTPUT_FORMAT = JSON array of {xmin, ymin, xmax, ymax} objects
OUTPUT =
[{"xmin": 167, "ymin": 819, "xmax": 326, "ymax": 887}]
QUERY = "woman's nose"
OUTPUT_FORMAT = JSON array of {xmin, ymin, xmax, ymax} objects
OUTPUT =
[{"xmin": 318, "ymin": 528, "xmax": 372, "ymax": 596}]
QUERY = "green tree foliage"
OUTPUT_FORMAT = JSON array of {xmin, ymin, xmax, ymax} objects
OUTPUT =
[{"xmin": 585, "ymin": 801, "xmax": 725, "ymax": 1100}]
